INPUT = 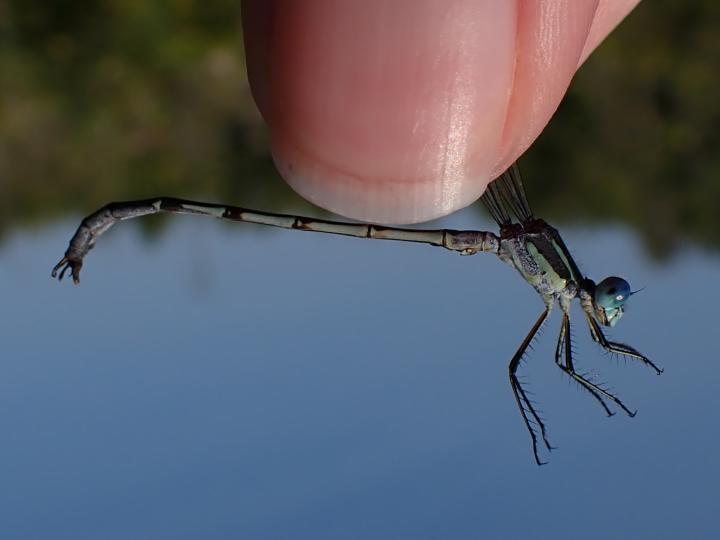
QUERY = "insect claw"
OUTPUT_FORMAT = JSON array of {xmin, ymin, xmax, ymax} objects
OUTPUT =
[
  {"xmin": 52, "ymin": 256, "xmax": 82, "ymax": 284},
  {"xmin": 51, "ymin": 258, "xmax": 66, "ymax": 279}
]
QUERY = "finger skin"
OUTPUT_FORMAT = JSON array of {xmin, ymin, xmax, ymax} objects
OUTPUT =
[{"xmin": 243, "ymin": 0, "xmax": 640, "ymax": 224}]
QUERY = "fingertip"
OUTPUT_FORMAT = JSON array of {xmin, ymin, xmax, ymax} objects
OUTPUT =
[
  {"xmin": 242, "ymin": 1, "xmax": 641, "ymax": 222},
  {"xmin": 247, "ymin": 0, "xmax": 517, "ymax": 223}
]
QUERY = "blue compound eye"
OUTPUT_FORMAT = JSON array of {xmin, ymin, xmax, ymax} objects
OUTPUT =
[{"xmin": 595, "ymin": 276, "xmax": 632, "ymax": 310}]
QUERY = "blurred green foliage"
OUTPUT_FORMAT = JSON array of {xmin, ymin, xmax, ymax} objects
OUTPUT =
[
  {"xmin": 525, "ymin": 1, "xmax": 720, "ymax": 257},
  {"xmin": 0, "ymin": 0, "xmax": 281, "ymax": 236},
  {"xmin": 0, "ymin": 0, "xmax": 718, "ymax": 258}
]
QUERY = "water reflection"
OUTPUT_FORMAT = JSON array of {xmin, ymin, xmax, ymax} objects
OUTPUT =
[{"xmin": 1, "ymin": 212, "xmax": 719, "ymax": 538}]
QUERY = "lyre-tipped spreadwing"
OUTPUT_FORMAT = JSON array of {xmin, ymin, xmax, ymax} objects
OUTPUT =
[{"xmin": 52, "ymin": 162, "xmax": 662, "ymax": 465}]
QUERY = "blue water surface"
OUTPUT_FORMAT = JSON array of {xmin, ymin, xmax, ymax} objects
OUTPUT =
[{"xmin": 0, "ymin": 208, "xmax": 717, "ymax": 539}]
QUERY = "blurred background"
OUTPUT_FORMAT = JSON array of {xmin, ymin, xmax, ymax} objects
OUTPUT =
[
  {"xmin": 1, "ymin": 1, "xmax": 719, "ymax": 539},
  {"xmin": 2, "ymin": 0, "xmax": 719, "ymax": 256}
]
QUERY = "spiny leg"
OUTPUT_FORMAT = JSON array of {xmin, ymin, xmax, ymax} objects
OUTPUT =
[
  {"xmin": 555, "ymin": 313, "xmax": 623, "ymax": 418},
  {"xmin": 555, "ymin": 313, "xmax": 613, "ymax": 415},
  {"xmin": 508, "ymin": 308, "xmax": 553, "ymax": 466},
  {"xmin": 51, "ymin": 197, "xmax": 500, "ymax": 284},
  {"xmin": 585, "ymin": 314, "xmax": 663, "ymax": 375}
]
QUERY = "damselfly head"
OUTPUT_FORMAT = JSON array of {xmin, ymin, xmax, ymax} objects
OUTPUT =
[{"xmin": 593, "ymin": 276, "xmax": 637, "ymax": 327}]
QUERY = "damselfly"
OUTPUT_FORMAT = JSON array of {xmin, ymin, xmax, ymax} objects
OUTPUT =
[{"xmin": 52, "ymin": 163, "xmax": 661, "ymax": 464}]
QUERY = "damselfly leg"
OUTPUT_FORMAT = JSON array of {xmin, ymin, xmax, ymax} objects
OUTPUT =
[
  {"xmin": 583, "ymin": 313, "xmax": 664, "ymax": 375},
  {"xmin": 555, "ymin": 312, "xmax": 637, "ymax": 418},
  {"xmin": 508, "ymin": 307, "xmax": 554, "ymax": 466}
]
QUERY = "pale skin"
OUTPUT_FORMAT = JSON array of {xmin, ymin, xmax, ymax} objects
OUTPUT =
[{"xmin": 242, "ymin": 0, "xmax": 642, "ymax": 224}]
